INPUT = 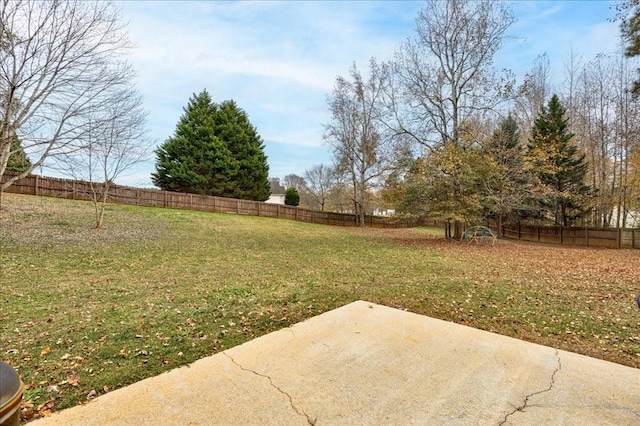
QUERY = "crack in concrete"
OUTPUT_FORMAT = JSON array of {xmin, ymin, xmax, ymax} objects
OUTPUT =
[
  {"xmin": 498, "ymin": 349, "xmax": 562, "ymax": 425},
  {"xmin": 223, "ymin": 352, "xmax": 316, "ymax": 425}
]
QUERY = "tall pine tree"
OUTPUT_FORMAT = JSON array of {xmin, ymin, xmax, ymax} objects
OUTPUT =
[
  {"xmin": 214, "ymin": 100, "xmax": 270, "ymax": 201},
  {"xmin": 152, "ymin": 90, "xmax": 238, "ymax": 196},
  {"xmin": 482, "ymin": 114, "xmax": 533, "ymax": 228},
  {"xmin": 152, "ymin": 90, "xmax": 270, "ymax": 201},
  {"xmin": 526, "ymin": 94, "xmax": 591, "ymax": 226}
]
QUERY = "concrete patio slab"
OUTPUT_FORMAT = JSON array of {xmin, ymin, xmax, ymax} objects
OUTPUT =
[{"xmin": 32, "ymin": 301, "xmax": 640, "ymax": 425}]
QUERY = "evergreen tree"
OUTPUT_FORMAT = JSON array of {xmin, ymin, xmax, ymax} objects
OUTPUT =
[
  {"xmin": 214, "ymin": 100, "xmax": 270, "ymax": 201},
  {"xmin": 152, "ymin": 90, "xmax": 238, "ymax": 196},
  {"xmin": 152, "ymin": 90, "xmax": 270, "ymax": 201},
  {"xmin": 5, "ymin": 134, "xmax": 32, "ymax": 173},
  {"xmin": 482, "ymin": 115, "xmax": 534, "ymax": 228},
  {"xmin": 284, "ymin": 187, "xmax": 300, "ymax": 206},
  {"xmin": 526, "ymin": 94, "xmax": 591, "ymax": 226}
]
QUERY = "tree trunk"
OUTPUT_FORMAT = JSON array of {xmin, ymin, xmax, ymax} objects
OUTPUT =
[{"xmin": 447, "ymin": 220, "xmax": 463, "ymax": 240}]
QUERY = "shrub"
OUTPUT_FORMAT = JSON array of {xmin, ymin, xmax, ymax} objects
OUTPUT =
[{"xmin": 285, "ymin": 187, "xmax": 300, "ymax": 206}]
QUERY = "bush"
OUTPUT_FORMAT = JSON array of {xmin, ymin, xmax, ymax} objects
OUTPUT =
[{"xmin": 285, "ymin": 187, "xmax": 300, "ymax": 206}]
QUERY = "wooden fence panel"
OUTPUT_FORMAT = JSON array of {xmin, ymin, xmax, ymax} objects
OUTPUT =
[
  {"xmin": 258, "ymin": 202, "xmax": 279, "ymax": 218},
  {"xmin": 109, "ymin": 187, "xmax": 138, "ymax": 205},
  {"xmin": 7, "ymin": 175, "xmax": 37, "ymax": 195},
  {"xmin": 563, "ymin": 227, "xmax": 587, "ymax": 246},
  {"xmin": 189, "ymin": 194, "xmax": 214, "ymax": 212},
  {"xmin": 518, "ymin": 225, "xmax": 538, "ymax": 242},
  {"xmin": 211, "ymin": 197, "xmax": 238, "ymax": 214},
  {"xmin": 585, "ymin": 228, "xmax": 618, "ymax": 248},
  {"xmin": 538, "ymin": 226, "xmax": 560, "ymax": 244},
  {"xmin": 279, "ymin": 205, "xmax": 299, "ymax": 221},
  {"xmin": 237, "ymin": 200, "xmax": 257, "ymax": 216},
  {"xmin": 312, "ymin": 211, "xmax": 329, "ymax": 225},
  {"xmin": 624, "ymin": 229, "xmax": 640, "ymax": 249},
  {"xmin": 165, "ymin": 192, "xmax": 189, "ymax": 209},
  {"xmin": 139, "ymin": 190, "xmax": 166, "ymax": 208},
  {"xmin": 486, "ymin": 219, "xmax": 637, "ymax": 250}
]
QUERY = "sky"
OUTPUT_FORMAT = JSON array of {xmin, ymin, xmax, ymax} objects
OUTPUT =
[{"xmin": 91, "ymin": 0, "xmax": 622, "ymax": 188}]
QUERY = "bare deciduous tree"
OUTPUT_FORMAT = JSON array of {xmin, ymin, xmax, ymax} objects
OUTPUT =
[
  {"xmin": 0, "ymin": 0, "xmax": 133, "ymax": 208},
  {"xmin": 562, "ymin": 48, "xmax": 640, "ymax": 228},
  {"xmin": 304, "ymin": 164, "xmax": 335, "ymax": 212},
  {"xmin": 53, "ymin": 84, "xmax": 151, "ymax": 228},
  {"xmin": 282, "ymin": 174, "xmax": 306, "ymax": 192},
  {"xmin": 389, "ymin": 0, "xmax": 515, "ymax": 148},
  {"xmin": 513, "ymin": 53, "xmax": 551, "ymax": 138},
  {"xmin": 324, "ymin": 59, "xmax": 407, "ymax": 226}
]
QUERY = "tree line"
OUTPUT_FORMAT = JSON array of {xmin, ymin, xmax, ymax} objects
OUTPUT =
[{"xmin": 284, "ymin": 0, "xmax": 640, "ymax": 232}]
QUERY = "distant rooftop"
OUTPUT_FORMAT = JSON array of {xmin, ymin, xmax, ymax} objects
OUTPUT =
[{"xmin": 269, "ymin": 178, "xmax": 286, "ymax": 195}]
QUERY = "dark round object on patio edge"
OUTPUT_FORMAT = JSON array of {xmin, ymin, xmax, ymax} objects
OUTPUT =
[{"xmin": 0, "ymin": 361, "xmax": 24, "ymax": 426}]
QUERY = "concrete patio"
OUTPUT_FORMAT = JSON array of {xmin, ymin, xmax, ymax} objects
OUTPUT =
[{"xmin": 32, "ymin": 301, "xmax": 640, "ymax": 425}]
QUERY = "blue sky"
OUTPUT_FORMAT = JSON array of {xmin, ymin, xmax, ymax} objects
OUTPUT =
[{"xmin": 103, "ymin": 0, "xmax": 621, "ymax": 187}]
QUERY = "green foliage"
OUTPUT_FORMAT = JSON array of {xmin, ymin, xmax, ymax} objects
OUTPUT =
[
  {"xmin": 398, "ymin": 142, "xmax": 486, "ymax": 224},
  {"xmin": 214, "ymin": 100, "xmax": 270, "ymax": 200},
  {"xmin": 526, "ymin": 94, "xmax": 591, "ymax": 226},
  {"xmin": 152, "ymin": 90, "xmax": 270, "ymax": 201},
  {"xmin": 284, "ymin": 187, "xmax": 300, "ymax": 206},
  {"xmin": 5, "ymin": 133, "xmax": 32, "ymax": 173},
  {"xmin": 481, "ymin": 115, "xmax": 534, "ymax": 226}
]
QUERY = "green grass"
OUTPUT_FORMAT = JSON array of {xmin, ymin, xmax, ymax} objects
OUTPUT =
[{"xmin": 1, "ymin": 193, "xmax": 639, "ymax": 420}]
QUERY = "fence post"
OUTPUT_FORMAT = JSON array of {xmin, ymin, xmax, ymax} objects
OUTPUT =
[
  {"xmin": 585, "ymin": 227, "xmax": 589, "ymax": 247},
  {"xmin": 517, "ymin": 223, "xmax": 521, "ymax": 240},
  {"xmin": 560, "ymin": 227, "xmax": 564, "ymax": 245},
  {"xmin": 189, "ymin": 194, "xmax": 193, "ymax": 210},
  {"xmin": 277, "ymin": 205, "xmax": 280, "ymax": 218},
  {"xmin": 34, "ymin": 175, "xmax": 39, "ymax": 196},
  {"xmin": 618, "ymin": 228, "xmax": 622, "ymax": 249},
  {"xmin": 537, "ymin": 225, "xmax": 540, "ymax": 242},
  {"xmin": 237, "ymin": 199, "xmax": 240, "ymax": 214},
  {"xmin": 164, "ymin": 191, "xmax": 167, "ymax": 208}
]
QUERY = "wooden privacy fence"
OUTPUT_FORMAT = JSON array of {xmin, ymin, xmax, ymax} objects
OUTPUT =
[
  {"xmin": 1, "ymin": 173, "xmax": 442, "ymax": 229},
  {"xmin": 487, "ymin": 219, "xmax": 640, "ymax": 249}
]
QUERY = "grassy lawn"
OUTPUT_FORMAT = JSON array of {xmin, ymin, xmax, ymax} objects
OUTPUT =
[{"xmin": 1, "ymin": 193, "xmax": 639, "ymax": 420}]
